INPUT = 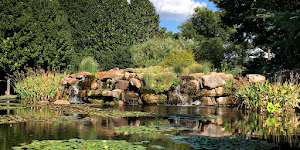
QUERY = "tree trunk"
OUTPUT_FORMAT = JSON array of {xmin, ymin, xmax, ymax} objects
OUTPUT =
[
  {"xmin": 267, "ymin": 47, "xmax": 271, "ymax": 60},
  {"xmin": 6, "ymin": 78, "xmax": 10, "ymax": 96}
]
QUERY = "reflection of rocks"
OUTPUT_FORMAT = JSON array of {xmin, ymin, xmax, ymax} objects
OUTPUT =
[{"xmin": 190, "ymin": 124, "xmax": 231, "ymax": 137}]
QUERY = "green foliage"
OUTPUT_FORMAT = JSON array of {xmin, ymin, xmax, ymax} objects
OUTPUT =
[
  {"xmin": 179, "ymin": 7, "xmax": 248, "ymax": 67},
  {"xmin": 12, "ymin": 139, "xmax": 146, "ymax": 150},
  {"xmin": 211, "ymin": 0, "xmax": 300, "ymax": 69},
  {"xmin": 188, "ymin": 62, "xmax": 213, "ymax": 74},
  {"xmin": 130, "ymin": 38, "xmax": 198, "ymax": 68},
  {"xmin": 219, "ymin": 63, "xmax": 245, "ymax": 76},
  {"xmin": 167, "ymin": 135, "xmax": 275, "ymax": 149},
  {"xmin": 78, "ymin": 56, "xmax": 99, "ymax": 74},
  {"xmin": 142, "ymin": 68, "xmax": 178, "ymax": 94},
  {"xmin": 114, "ymin": 126, "xmax": 164, "ymax": 134},
  {"xmin": 173, "ymin": 63, "xmax": 185, "ymax": 75},
  {"xmin": 12, "ymin": 68, "xmax": 66, "ymax": 104},
  {"xmin": 235, "ymin": 81, "xmax": 300, "ymax": 113},
  {"xmin": 160, "ymin": 50, "xmax": 196, "ymax": 68}
]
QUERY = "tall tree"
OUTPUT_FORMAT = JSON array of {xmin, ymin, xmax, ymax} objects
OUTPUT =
[
  {"xmin": 210, "ymin": 0, "xmax": 300, "ymax": 69},
  {"xmin": 179, "ymin": 7, "xmax": 247, "ymax": 67}
]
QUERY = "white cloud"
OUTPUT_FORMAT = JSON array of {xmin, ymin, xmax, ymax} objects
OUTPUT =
[{"xmin": 150, "ymin": 0, "xmax": 207, "ymax": 22}]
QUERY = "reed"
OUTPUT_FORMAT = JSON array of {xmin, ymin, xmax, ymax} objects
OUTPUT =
[{"xmin": 13, "ymin": 67, "xmax": 67, "ymax": 104}]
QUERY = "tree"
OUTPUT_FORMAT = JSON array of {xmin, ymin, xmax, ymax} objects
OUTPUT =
[
  {"xmin": 179, "ymin": 7, "xmax": 247, "ymax": 67},
  {"xmin": 0, "ymin": 0, "xmax": 73, "ymax": 74},
  {"xmin": 210, "ymin": 0, "xmax": 300, "ymax": 69}
]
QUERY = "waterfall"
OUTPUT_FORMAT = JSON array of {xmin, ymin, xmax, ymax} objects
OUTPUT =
[
  {"xmin": 69, "ymin": 77, "xmax": 85, "ymax": 104},
  {"xmin": 174, "ymin": 84, "xmax": 185, "ymax": 105}
]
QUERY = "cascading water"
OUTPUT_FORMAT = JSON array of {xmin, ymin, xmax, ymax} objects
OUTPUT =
[
  {"xmin": 174, "ymin": 84, "xmax": 185, "ymax": 105},
  {"xmin": 68, "ymin": 77, "xmax": 85, "ymax": 104}
]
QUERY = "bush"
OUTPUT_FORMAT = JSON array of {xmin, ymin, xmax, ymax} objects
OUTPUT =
[
  {"xmin": 160, "ymin": 50, "xmax": 196, "ymax": 68},
  {"xmin": 173, "ymin": 63, "xmax": 185, "ymax": 75},
  {"xmin": 219, "ymin": 63, "xmax": 245, "ymax": 76},
  {"xmin": 13, "ymin": 68, "xmax": 66, "ymax": 104},
  {"xmin": 79, "ymin": 56, "xmax": 99, "ymax": 74},
  {"xmin": 188, "ymin": 62, "xmax": 213, "ymax": 74},
  {"xmin": 129, "ymin": 38, "xmax": 198, "ymax": 67},
  {"xmin": 235, "ymin": 80, "xmax": 300, "ymax": 113}
]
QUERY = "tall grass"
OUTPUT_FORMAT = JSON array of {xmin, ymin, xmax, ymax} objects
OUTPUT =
[
  {"xmin": 188, "ymin": 62, "xmax": 213, "ymax": 74},
  {"xmin": 13, "ymin": 67, "xmax": 67, "ymax": 104},
  {"xmin": 235, "ymin": 75, "xmax": 300, "ymax": 113}
]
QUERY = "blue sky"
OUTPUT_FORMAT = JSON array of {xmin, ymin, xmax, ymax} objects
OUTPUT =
[{"xmin": 150, "ymin": 0, "xmax": 217, "ymax": 33}]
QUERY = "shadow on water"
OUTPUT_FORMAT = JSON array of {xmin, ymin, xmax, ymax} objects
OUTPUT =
[{"xmin": 0, "ymin": 105, "xmax": 299, "ymax": 149}]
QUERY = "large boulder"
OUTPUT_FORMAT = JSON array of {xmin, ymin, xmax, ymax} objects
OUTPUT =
[
  {"xmin": 208, "ymin": 72, "xmax": 234, "ymax": 80},
  {"xmin": 168, "ymin": 91, "xmax": 190, "ymax": 105},
  {"xmin": 141, "ymin": 94, "xmax": 167, "ymax": 104},
  {"xmin": 129, "ymin": 78, "xmax": 142, "ymax": 88},
  {"xmin": 200, "ymin": 87, "xmax": 224, "ymax": 96},
  {"xmin": 77, "ymin": 71, "xmax": 92, "ymax": 78},
  {"xmin": 188, "ymin": 73, "xmax": 205, "ymax": 79},
  {"xmin": 115, "ymin": 80, "xmax": 129, "ymax": 90},
  {"xmin": 102, "ymin": 90, "xmax": 112, "ymax": 97},
  {"xmin": 59, "ymin": 77, "xmax": 78, "ymax": 85},
  {"xmin": 112, "ymin": 89, "xmax": 123, "ymax": 99},
  {"xmin": 200, "ymin": 97, "xmax": 216, "ymax": 106},
  {"xmin": 200, "ymin": 75, "xmax": 226, "ymax": 89},
  {"xmin": 97, "ymin": 70, "xmax": 116, "ymax": 80},
  {"xmin": 122, "ymin": 91, "xmax": 139, "ymax": 104},
  {"xmin": 180, "ymin": 80, "xmax": 199, "ymax": 94},
  {"xmin": 246, "ymin": 74, "xmax": 266, "ymax": 83},
  {"xmin": 91, "ymin": 81, "xmax": 98, "ymax": 90}
]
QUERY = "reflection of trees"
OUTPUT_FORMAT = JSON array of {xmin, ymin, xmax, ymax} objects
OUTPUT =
[{"xmin": 222, "ymin": 112, "xmax": 300, "ymax": 147}]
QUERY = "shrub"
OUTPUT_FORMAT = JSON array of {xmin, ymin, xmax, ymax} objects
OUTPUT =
[
  {"xmin": 129, "ymin": 38, "xmax": 198, "ymax": 67},
  {"xmin": 160, "ymin": 50, "xmax": 196, "ymax": 68},
  {"xmin": 188, "ymin": 62, "xmax": 213, "ymax": 74},
  {"xmin": 13, "ymin": 67, "xmax": 66, "ymax": 104},
  {"xmin": 235, "ymin": 80, "xmax": 300, "ymax": 113},
  {"xmin": 79, "ymin": 56, "xmax": 99, "ymax": 74},
  {"xmin": 219, "ymin": 63, "xmax": 245, "ymax": 76},
  {"xmin": 173, "ymin": 63, "xmax": 185, "ymax": 75}
]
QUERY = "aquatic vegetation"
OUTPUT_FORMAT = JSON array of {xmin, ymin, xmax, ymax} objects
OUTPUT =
[
  {"xmin": 0, "ymin": 114, "xmax": 91, "ymax": 124},
  {"xmin": 12, "ymin": 139, "xmax": 146, "ymax": 150},
  {"xmin": 114, "ymin": 126, "xmax": 164, "ymax": 134},
  {"xmin": 13, "ymin": 67, "xmax": 67, "ymax": 104},
  {"xmin": 89, "ymin": 110, "xmax": 152, "ymax": 117},
  {"xmin": 153, "ymin": 113, "xmax": 219, "ymax": 120},
  {"xmin": 167, "ymin": 135, "xmax": 275, "ymax": 150},
  {"xmin": 0, "ymin": 103, "xmax": 25, "ymax": 110},
  {"xmin": 235, "ymin": 80, "xmax": 300, "ymax": 113}
]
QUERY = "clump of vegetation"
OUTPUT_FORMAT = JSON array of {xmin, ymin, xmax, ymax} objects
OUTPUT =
[
  {"xmin": 143, "ymin": 68, "xmax": 178, "ymax": 94},
  {"xmin": 130, "ymin": 38, "xmax": 198, "ymax": 67},
  {"xmin": 12, "ymin": 139, "xmax": 146, "ymax": 150},
  {"xmin": 13, "ymin": 68, "xmax": 66, "ymax": 104},
  {"xmin": 114, "ymin": 126, "xmax": 164, "ymax": 134},
  {"xmin": 78, "ymin": 56, "xmax": 100, "ymax": 74},
  {"xmin": 167, "ymin": 135, "xmax": 275, "ymax": 149},
  {"xmin": 188, "ymin": 62, "xmax": 213, "ymax": 74},
  {"xmin": 160, "ymin": 50, "xmax": 196, "ymax": 68},
  {"xmin": 235, "ymin": 80, "xmax": 300, "ymax": 113},
  {"xmin": 173, "ymin": 62, "xmax": 185, "ymax": 75}
]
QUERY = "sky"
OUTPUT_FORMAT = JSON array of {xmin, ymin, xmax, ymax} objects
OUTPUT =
[{"xmin": 150, "ymin": 0, "xmax": 217, "ymax": 33}]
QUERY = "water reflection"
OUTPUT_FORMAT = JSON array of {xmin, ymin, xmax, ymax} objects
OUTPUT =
[{"xmin": 0, "ymin": 105, "xmax": 299, "ymax": 149}]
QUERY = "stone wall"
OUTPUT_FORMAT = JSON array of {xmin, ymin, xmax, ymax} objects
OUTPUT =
[{"xmin": 59, "ymin": 67, "xmax": 266, "ymax": 106}]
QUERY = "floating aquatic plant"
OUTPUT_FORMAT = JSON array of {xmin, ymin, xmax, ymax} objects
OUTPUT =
[
  {"xmin": 12, "ymin": 139, "xmax": 146, "ymax": 150},
  {"xmin": 167, "ymin": 135, "xmax": 276, "ymax": 150}
]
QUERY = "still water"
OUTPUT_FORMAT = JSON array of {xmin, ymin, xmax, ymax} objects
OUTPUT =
[{"xmin": 0, "ymin": 105, "xmax": 299, "ymax": 149}]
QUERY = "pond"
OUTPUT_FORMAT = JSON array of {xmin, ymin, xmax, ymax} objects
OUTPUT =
[{"xmin": 0, "ymin": 105, "xmax": 299, "ymax": 149}]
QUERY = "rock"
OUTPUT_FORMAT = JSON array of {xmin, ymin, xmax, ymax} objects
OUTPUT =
[
  {"xmin": 78, "ymin": 90, "xmax": 87, "ymax": 98},
  {"xmin": 179, "ymin": 75, "xmax": 195, "ymax": 80},
  {"xmin": 59, "ymin": 77, "xmax": 68, "ymax": 85},
  {"xmin": 112, "ymin": 89, "xmax": 123, "ymax": 99},
  {"xmin": 246, "ymin": 74, "xmax": 266, "ymax": 83},
  {"xmin": 124, "ymin": 68, "xmax": 139, "ymax": 73},
  {"xmin": 180, "ymin": 80, "xmax": 199, "ymax": 94},
  {"xmin": 115, "ymin": 80, "xmax": 129, "ymax": 90},
  {"xmin": 97, "ymin": 70, "xmax": 116, "ymax": 80},
  {"xmin": 122, "ymin": 91, "xmax": 139, "ymax": 104},
  {"xmin": 88, "ymin": 90, "xmax": 103, "ymax": 96},
  {"xmin": 109, "ymin": 101, "xmax": 115, "ymax": 106},
  {"xmin": 118, "ymin": 100, "xmax": 124, "ymax": 106},
  {"xmin": 129, "ymin": 78, "xmax": 142, "ymax": 88},
  {"xmin": 201, "ymin": 75, "xmax": 226, "ymax": 89},
  {"xmin": 137, "ymin": 73, "xmax": 144, "ymax": 80},
  {"xmin": 54, "ymin": 100, "xmax": 70, "ymax": 105},
  {"xmin": 200, "ymin": 87, "xmax": 224, "ymax": 96},
  {"xmin": 124, "ymin": 72, "xmax": 130, "ymax": 80},
  {"xmin": 216, "ymin": 97, "xmax": 229, "ymax": 105},
  {"xmin": 68, "ymin": 78, "xmax": 79, "ymax": 85},
  {"xmin": 102, "ymin": 90, "xmax": 112, "ymax": 97},
  {"xmin": 91, "ymin": 82, "xmax": 98, "ymax": 90},
  {"xmin": 201, "ymin": 97, "xmax": 216, "ymax": 106},
  {"xmin": 77, "ymin": 71, "xmax": 92, "ymax": 78},
  {"xmin": 38, "ymin": 101, "xmax": 49, "ymax": 105},
  {"xmin": 59, "ymin": 77, "xmax": 78, "ymax": 85},
  {"xmin": 141, "ymin": 94, "xmax": 167, "ymax": 104},
  {"xmin": 188, "ymin": 73, "xmax": 205, "ymax": 79}
]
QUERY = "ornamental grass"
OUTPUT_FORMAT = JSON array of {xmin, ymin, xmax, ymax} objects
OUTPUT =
[{"xmin": 13, "ymin": 67, "xmax": 67, "ymax": 104}]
